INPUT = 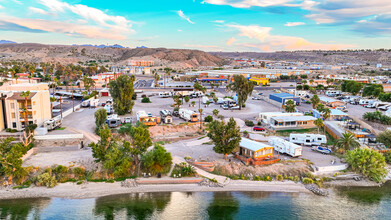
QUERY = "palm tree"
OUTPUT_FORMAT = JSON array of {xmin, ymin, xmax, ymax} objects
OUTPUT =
[
  {"xmin": 335, "ymin": 132, "xmax": 360, "ymax": 152},
  {"xmin": 194, "ymin": 82, "xmax": 206, "ymax": 129},
  {"xmin": 13, "ymin": 74, "xmax": 19, "ymax": 84},
  {"xmin": 20, "ymin": 91, "xmax": 31, "ymax": 129},
  {"xmin": 53, "ymin": 78, "xmax": 58, "ymax": 98},
  {"xmin": 314, "ymin": 118, "xmax": 324, "ymax": 133},
  {"xmin": 64, "ymin": 70, "xmax": 70, "ymax": 92},
  {"xmin": 322, "ymin": 107, "xmax": 331, "ymax": 121},
  {"xmin": 310, "ymin": 94, "xmax": 320, "ymax": 109},
  {"xmin": 78, "ymin": 70, "xmax": 83, "ymax": 93},
  {"xmin": 316, "ymin": 103, "xmax": 325, "ymax": 112},
  {"xmin": 213, "ymin": 109, "xmax": 219, "ymax": 117},
  {"xmin": 284, "ymin": 100, "xmax": 296, "ymax": 113},
  {"xmin": 70, "ymin": 78, "xmax": 75, "ymax": 112},
  {"xmin": 28, "ymin": 65, "xmax": 35, "ymax": 82}
]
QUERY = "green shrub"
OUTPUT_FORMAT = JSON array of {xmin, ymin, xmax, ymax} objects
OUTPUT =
[
  {"xmin": 141, "ymin": 97, "xmax": 151, "ymax": 103},
  {"xmin": 293, "ymin": 176, "xmax": 300, "ymax": 182},
  {"xmin": 346, "ymin": 148, "xmax": 387, "ymax": 183},
  {"xmin": 302, "ymin": 178, "xmax": 314, "ymax": 184},
  {"xmin": 204, "ymin": 115, "xmax": 213, "ymax": 122},
  {"xmin": 305, "ymin": 172, "xmax": 315, "ymax": 179},
  {"xmin": 257, "ymin": 121, "xmax": 262, "ymax": 126},
  {"xmin": 36, "ymin": 173, "xmax": 58, "ymax": 188},
  {"xmin": 253, "ymin": 176, "xmax": 261, "ymax": 181},
  {"xmin": 276, "ymin": 175, "xmax": 283, "ymax": 181},
  {"xmin": 383, "ymin": 151, "xmax": 391, "ymax": 164},
  {"xmin": 231, "ymin": 175, "xmax": 239, "ymax": 180},
  {"xmin": 245, "ymin": 120, "xmax": 254, "ymax": 127}
]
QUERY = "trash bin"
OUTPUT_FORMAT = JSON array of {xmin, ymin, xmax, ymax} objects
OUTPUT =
[{"xmin": 157, "ymin": 173, "xmax": 161, "ymax": 178}]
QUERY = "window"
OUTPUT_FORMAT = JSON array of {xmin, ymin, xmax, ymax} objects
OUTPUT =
[
  {"xmin": 318, "ymin": 138, "xmax": 322, "ymax": 140},
  {"xmin": 11, "ymin": 113, "xmax": 15, "ymax": 118},
  {"xmin": 292, "ymin": 137, "xmax": 296, "ymax": 140},
  {"xmin": 10, "ymin": 103, "xmax": 14, "ymax": 109},
  {"xmin": 34, "ymin": 111, "xmax": 36, "ymax": 115},
  {"xmin": 303, "ymin": 121, "xmax": 307, "ymax": 125},
  {"xmin": 33, "ymin": 101, "xmax": 36, "ymax": 105},
  {"xmin": 12, "ymin": 122, "xmax": 16, "ymax": 128}
]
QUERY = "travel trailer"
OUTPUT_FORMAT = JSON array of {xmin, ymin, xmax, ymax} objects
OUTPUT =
[
  {"xmin": 89, "ymin": 99, "xmax": 99, "ymax": 108},
  {"xmin": 106, "ymin": 114, "xmax": 121, "ymax": 128},
  {"xmin": 136, "ymin": 111, "xmax": 161, "ymax": 126},
  {"xmin": 179, "ymin": 109, "xmax": 199, "ymax": 122},
  {"xmin": 202, "ymin": 96, "xmax": 213, "ymax": 104},
  {"xmin": 325, "ymin": 90, "xmax": 341, "ymax": 97},
  {"xmin": 289, "ymin": 134, "xmax": 327, "ymax": 146},
  {"xmin": 159, "ymin": 109, "xmax": 173, "ymax": 124},
  {"xmin": 44, "ymin": 117, "xmax": 62, "ymax": 131},
  {"xmin": 104, "ymin": 105, "xmax": 114, "ymax": 115},
  {"xmin": 159, "ymin": 92, "xmax": 172, "ymax": 98},
  {"xmin": 268, "ymin": 137, "xmax": 302, "ymax": 157}
]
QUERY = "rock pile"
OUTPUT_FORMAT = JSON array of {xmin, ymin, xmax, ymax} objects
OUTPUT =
[
  {"xmin": 305, "ymin": 184, "xmax": 328, "ymax": 196},
  {"xmin": 121, "ymin": 179, "xmax": 138, "ymax": 188},
  {"xmin": 199, "ymin": 178, "xmax": 224, "ymax": 188}
]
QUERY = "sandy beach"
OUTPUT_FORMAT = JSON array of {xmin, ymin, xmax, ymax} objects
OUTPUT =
[{"xmin": 0, "ymin": 180, "xmax": 309, "ymax": 200}]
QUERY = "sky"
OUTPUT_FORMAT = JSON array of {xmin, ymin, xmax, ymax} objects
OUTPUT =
[{"xmin": 0, "ymin": 0, "xmax": 390, "ymax": 52}]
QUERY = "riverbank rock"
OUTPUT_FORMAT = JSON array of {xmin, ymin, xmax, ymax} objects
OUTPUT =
[
  {"xmin": 305, "ymin": 184, "xmax": 328, "ymax": 196},
  {"xmin": 121, "ymin": 179, "xmax": 138, "ymax": 188},
  {"xmin": 199, "ymin": 178, "xmax": 224, "ymax": 188}
]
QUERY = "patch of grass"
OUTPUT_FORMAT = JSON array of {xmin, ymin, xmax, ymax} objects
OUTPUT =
[
  {"xmin": 277, "ymin": 128, "xmax": 317, "ymax": 137},
  {"xmin": 326, "ymin": 131, "xmax": 336, "ymax": 146},
  {"xmin": 56, "ymin": 127, "xmax": 66, "ymax": 130}
]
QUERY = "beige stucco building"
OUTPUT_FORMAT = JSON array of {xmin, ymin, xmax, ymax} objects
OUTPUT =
[{"xmin": 0, "ymin": 83, "xmax": 51, "ymax": 131}]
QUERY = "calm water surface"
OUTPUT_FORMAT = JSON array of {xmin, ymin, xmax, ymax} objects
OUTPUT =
[{"xmin": 1, "ymin": 182, "xmax": 391, "ymax": 219}]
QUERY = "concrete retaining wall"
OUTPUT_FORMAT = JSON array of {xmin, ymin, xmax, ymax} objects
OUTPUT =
[
  {"xmin": 21, "ymin": 147, "xmax": 36, "ymax": 161},
  {"xmin": 314, "ymin": 164, "xmax": 348, "ymax": 174},
  {"xmin": 34, "ymin": 134, "xmax": 84, "ymax": 147}
]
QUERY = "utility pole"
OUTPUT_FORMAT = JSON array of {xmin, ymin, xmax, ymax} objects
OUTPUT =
[{"xmin": 60, "ymin": 96, "xmax": 63, "ymax": 118}]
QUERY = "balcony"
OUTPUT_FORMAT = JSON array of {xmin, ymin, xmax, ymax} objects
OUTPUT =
[{"xmin": 19, "ymin": 105, "xmax": 32, "ymax": 111}]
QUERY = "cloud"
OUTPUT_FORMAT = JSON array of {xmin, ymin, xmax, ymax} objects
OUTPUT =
[
  {"xmin": 284, "ymin": 22, "xmax": 305, "ymax": 26},
  {"xmin": 29, "ymin": 7, "xmax": 49, "ymax": 15},
  {"xmin": 176, "ymin": 10, "xmax": 195, "ymax": 24},
  {"xmin": 212, "ymin": 20, "xmax": 225, "ymax": 23},
  {"xmin": 226, "ymin": 24, "xmax": 354, "ymax": 51},
  {"xmin": 0, "ymin": 15, "xmax": 127, "ymax": 40},
  {"xmin": 226, "ymin": 37, "xmax": 236, "ymax": 45},
  {"xmin": 0, "ymin": 5, "xmax": 3, "ymax": 9},
  {"xmin": 184, "ymin": 44, "xmax": 221, "ymax": 50},
  {"xmin": 305, "ymin": 0, "xmax": 391, "ymax": 24},
  {"xmin": 352, "ymin": 15, "xmax": 391, "ymax": 35},
  {"xmin": 38, "ymin": 0, "xmax": 134, "ymax": 32},
  {"xmin": 178, "ymin": 29, "xmax": 183, "ymax": 32},
  {"xmin": 202, "ymin": 0, "xmax": 294, "ymax": 8}
]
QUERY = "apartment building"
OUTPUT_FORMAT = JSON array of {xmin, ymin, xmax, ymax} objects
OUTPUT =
[{"xmin": 0, "ymin": 83, "xmax": 51, "ymax": 131}]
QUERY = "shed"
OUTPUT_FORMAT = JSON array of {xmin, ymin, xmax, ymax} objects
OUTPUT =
[
  {"xmin": 269, "ymin": 93, "xmax": 301, "ymax": 105},
  {"xmin": 312, "ymin": 108, "xmax": 348, "ymax": 120},
  {"xmin": 238, "ymin": 138, "xmax": 274, "ymax": 159}
]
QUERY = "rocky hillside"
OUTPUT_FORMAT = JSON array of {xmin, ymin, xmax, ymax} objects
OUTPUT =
[
  {"xmin": 0, "ymin": 43, "xmax": 227, "ymax": 69},
  {"xmin": 212, "ymin": 51, "xmax": 391, "ymax": 65}
]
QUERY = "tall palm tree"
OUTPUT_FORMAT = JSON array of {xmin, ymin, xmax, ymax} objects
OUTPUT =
[
  {"xmin": 20, "ymin": 91, "xmax": 31, "ymax": 129},
  {"xmin": 322, "ymin": 107, "xmax": 331, "ymax": 121},
  {"xmin": 194, "ymin": 82, "xmax": 206, "ymax": 129},
  {"xmin": 314, "ymin": 118, "xmax": 324, "ymax": 134},
  {"xmin": 78, "ymin": 70, "xmax": 83, "ymax": 93},
  {"xmin": 70, "ymin": 78, "xmax": 75, "ymax": 112},
  {"xmin": 13, "ymin": 74, "xmax": 19, "ymax": 84},
  {"xmin": 335, "ymin": 132, "xmax": 360, "ymax": 152},
  {"xmin": 28, "ymin": 65, "xmax": 35, "ymax": 82}
]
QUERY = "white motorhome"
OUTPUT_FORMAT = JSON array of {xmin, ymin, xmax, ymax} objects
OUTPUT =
[
  {"xmin": 179, "ymin": 109, "xmax": 199, "ymax": 122},
  {"xmin": 90, "ymin": 99, "xmax": 99, "ymax": 108},
  {"xmin": 202, "ymin": 96, "xmax": 213, "ymax": 104},
  {"xmin": 289, "ymin": 134, "xmax": 327, "ymax": 146},
  {"xmin": 223, "ymin": 98, "xmax": 236, "ymax": 107},
  {"xmin": 379, "ymin": 104, "xmax": 391, "ymax": 111},
  {"xmin": 364, "ymin": 100, "xmax": 377, "ymax": 108},
  {"xmin": 268, "ymin": 137, "xmax": 302, "ymax": 157},
  {"xmin": 106, "ymin": 114, "xmax": 121, "ymax": 128},
  {"xmin": 44, "ymin": 117, "xmax": 62, "ymax": 131},
  {"xmin": 159, "ymin": 92, "xmax": 172, "ymax": 98},
  {"xmin": 325, "ymin": 90, "xmax": 341, "ymax": 97},
  {"xmin": 216, "ymin": 98, "xmax": 224, "ymax": 104},
  {"xmin": 375, "ymin": 102, "xmax": 390, "ymax": 109}
]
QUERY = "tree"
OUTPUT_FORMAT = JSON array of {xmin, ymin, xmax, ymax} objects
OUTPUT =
[
  {"xmin": 20, "ymin": 91, "xmax": 31, "ymax": 129},
  {"xmin": 90, "ymin": 125, "xmax": 112, "ymax": 162},
  {"xmin": 124, "ymin": 124, "xmax": 153, "ymax": 175},
  {"xmin": 0, "ymin": 138, "xmax": 29, "ymax": 184},
  {"xmin": 310, "ymin": 94, "xmax": 320, "ymax": 109},
  {"xmin": 362, "ymin": 84, "xmax": 384, "ymax": 98},
  {"xmin": 82, "ymin": 75, "xmax": 95, "ymax": 93},
  {"xmin": 103, "ymin": 141, "xmax": 133, "ymax": 178},
  {"xmin": 227, "ymin": 75, "xmax": 254, "ymax": 110},
  {"xmin": 213, "ymin": 109, "xmax": 219, "ymax": 117},
  {"xmin": 207, "ymin": 117, "xmax": 241, "ymax": 159},
  {"xmin": 345, "ymin": 148, "xmax": 387, "ymax": 183},
  {"xmin": 322, "ymin": 107, "xmax": 331, "ymax": 120},
  {"xmin": 341, "ymin": 80, "xmax": 363, "ymax": 95},
  {"xmin": 314, "ymin": 118, "xmax": 324, "ymax": 133},
  {"xmin": 141, "ymin": 144, "xmax": 172, "ymax": 175},
  {"xmin": 376, "ymin": 130, "xmax": 391, "ymax": 148},
  {"xmin": 316, "ymin": 103, "xmax": 325, "ymax": 112},
  {"xmin": 94, "ymin": 108, "xmax": 107, "ymax": 134},
  {"xmin": 334, "ymin": 132, "xmax": 360, "ymax": 152},
  {"xmin": 194, "ymin": 82, "xmax": 206, "ymax": 129},
  {"xmin": 184, "ymin": 96, "xmax": 190, "ymax": 104},
  {"xmin": 284, "ymin": 100, "xmax": 296, "ymax": 113},
  {"xmin": 109, "ymin": 75, "xmax": 135, "ymax": 115}
]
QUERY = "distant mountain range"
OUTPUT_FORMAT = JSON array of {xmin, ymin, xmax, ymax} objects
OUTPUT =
[
  {"xmin": 0, "ymin": 40, "xmax": 17, "ymax": 44},
  {"xmin": 72, "ymin": 44, "xmax": 128, "ymax": 48}
]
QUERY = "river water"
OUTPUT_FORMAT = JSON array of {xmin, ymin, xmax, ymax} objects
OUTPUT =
[{"xmin": 1, "ymin": 182, "xmax": 391, "ymax": 220}]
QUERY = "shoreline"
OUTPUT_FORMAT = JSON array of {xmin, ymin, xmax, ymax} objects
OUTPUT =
[{"xmin": 0, "ymin": 180, "xmax": 309, "ymax": 200}]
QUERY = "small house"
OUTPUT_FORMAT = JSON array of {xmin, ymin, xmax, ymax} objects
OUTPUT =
[
  {"xmin": 312, "ymin": 108, "xmax": 348, "ymax": 120},
  {"xmin": 270, "ymin": 116, "xmax": 317, "ymax": 130},
  {"xmin": 235, "ymin": 138, "xmax": 279, "ymax": 166}
]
